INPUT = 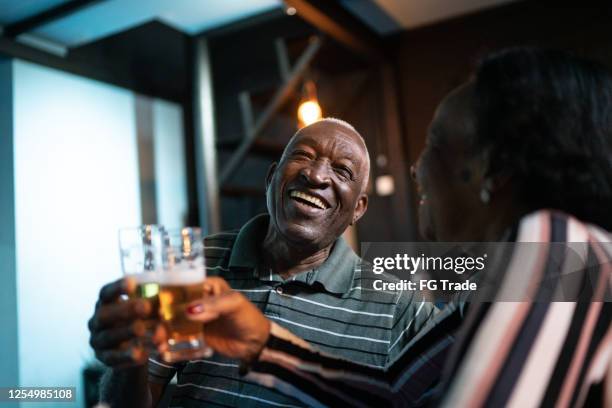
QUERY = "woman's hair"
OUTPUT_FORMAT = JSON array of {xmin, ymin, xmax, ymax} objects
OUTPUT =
[{"xmin": 473, "ymin": 47, "xmax": 612, "ymax": 229}]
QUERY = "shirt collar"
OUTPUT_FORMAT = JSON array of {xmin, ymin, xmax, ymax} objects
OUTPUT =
[
  {"xmin": 228, "ymin": 214, "xmax": 359, "ymax": 295},
  {"xmin": 302, "ymin": 237, "xmax": 359, "ymax": 295},
  {"xmin": 228, "ymin": 214, "xmax": 269, "ymax": 269}
]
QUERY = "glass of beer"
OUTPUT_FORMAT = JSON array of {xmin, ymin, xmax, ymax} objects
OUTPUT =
[
  {"xmin": 118, "ymin": 225, "xmax": 165, "ymax": 346},
  {"xmin": 158, "ymin": 227, "xmax": 211, "ymax": 362}
]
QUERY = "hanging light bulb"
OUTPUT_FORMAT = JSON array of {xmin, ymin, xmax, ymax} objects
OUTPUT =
[
  {"xmin": 298, "ymin": 101, "xmax": 322, "ymax": 126},
  {"xmin": 298, "ymin": 80, "xmax": 322, "ymax": 127}
]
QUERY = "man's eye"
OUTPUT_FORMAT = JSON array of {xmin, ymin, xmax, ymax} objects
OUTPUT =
[
  {"xmin": 335, "ymin": 166, "xmax": 353, "ymax": 180},
  {"xmin": 292, "ymin": 150, "xmax": 312, "ymax": 159}
]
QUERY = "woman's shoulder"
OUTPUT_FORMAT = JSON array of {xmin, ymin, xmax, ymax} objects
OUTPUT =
[{"xmin": 516, "ymin": 209, "xmax": 611, "ymax": 243}]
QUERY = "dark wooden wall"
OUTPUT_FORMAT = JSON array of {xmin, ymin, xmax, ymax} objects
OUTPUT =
[{"xmin": 394, "ymin": 1, "xmax": 612, "ymax": 166}]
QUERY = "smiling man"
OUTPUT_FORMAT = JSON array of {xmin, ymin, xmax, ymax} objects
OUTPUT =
[{"xmin": 90, "ymin": 118, "xmax": 436, "ymax": 408}]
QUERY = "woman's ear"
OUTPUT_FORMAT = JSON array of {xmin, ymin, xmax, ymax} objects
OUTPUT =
[{"xmin": 483, "ymin": 151, "xmax": 512, "ymax": 192}]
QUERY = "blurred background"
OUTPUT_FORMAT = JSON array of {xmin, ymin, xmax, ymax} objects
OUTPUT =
[{"xmin": 0, "ymin": 0, "xmax": 611, "ymax": 406}]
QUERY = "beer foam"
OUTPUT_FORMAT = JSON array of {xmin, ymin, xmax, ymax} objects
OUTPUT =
[
  {"xmin": 156, "ymin": 268, "xmax": 205, "ymax": 285},
  {"xmin": 131, "ymin": 272, "xmax": 160, "ymax": 283},
  {"xmin": 128, "ymin": 265, "xmax": 205, "ymax": 285}
]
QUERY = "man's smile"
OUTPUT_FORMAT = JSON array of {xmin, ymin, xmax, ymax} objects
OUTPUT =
[{"xmin": 289, "ymin": 189, "xmax": 330, "ymax": 211}]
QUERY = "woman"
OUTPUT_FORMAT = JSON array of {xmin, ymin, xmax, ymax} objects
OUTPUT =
[{"xmin": 187, "ymin": 48, "xmax": 612, "ymax": 407}]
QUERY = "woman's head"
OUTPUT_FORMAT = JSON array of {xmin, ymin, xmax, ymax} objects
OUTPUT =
[{"xmin": 413, "ymin": 47, "xmax": 612, "ymax": 241}]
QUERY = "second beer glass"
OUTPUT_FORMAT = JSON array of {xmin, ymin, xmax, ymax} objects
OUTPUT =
[
  {"xmin": 119, "ymin": 225, "xmax": 165, "ymax": 348},
  {"xmin": 158, "ymin": 227, "xmax": 210, "ymax": 362}
]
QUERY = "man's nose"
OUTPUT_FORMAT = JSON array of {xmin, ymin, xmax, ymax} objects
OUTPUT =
[{"xmin": 300, "ymin": 161, "xmax": 331, "ymax": 187}]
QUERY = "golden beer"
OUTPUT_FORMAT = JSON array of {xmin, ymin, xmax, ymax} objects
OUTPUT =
[{"xmin": 158, "ymin": 272, "xmax": 208, "ymax": 362}]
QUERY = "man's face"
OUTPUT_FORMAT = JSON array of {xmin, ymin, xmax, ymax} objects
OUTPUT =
[
  {"xmin": 413, "ymin": 82, "xmax": 486, "ymax": 241},
  {"xmin": 266, "ymin": 121, "xmax": 369, "ymax": 249}
]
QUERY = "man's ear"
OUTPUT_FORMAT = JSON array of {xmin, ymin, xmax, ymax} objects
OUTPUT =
[
  {"xmin": 265, "ymin": 162, "xmax": 278, "ymax": 191},
  {"xmin": 350, "ymin": 194, "xmax": 368, "ymax": 225}
]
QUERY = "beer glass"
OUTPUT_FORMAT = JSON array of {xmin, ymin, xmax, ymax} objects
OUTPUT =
[
  {"xmin": 118, "ymin": 225, "xmax": 165, "ymax": 346},
  {"xmin": 158, "ymin": 227, "xmax": 210, "ymax": 362}
]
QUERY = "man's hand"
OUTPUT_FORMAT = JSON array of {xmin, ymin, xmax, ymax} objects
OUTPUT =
[
  {"xmin": 186, "ymin": 277, "xmax": 271, "ymax": 362},
  {"xmin": 88, "ymin": 278, "xmax": 166, "ymax": 368}
]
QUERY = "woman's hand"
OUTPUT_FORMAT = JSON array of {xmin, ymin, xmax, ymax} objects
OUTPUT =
[{"xmin": 186, "ymin": 277, "xmax": 271, "ymax": 362}]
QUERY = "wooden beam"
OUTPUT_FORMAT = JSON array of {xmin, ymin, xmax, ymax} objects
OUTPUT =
[
  {"xmin": 4, "ymin": 0, "xmax": 106, "ymax": 38},
  {"xmin": 284, "ymin": 0, "xmax": 386, "ymax": 60}
]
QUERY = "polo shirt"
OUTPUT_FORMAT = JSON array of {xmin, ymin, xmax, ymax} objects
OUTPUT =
[{"xmin": 149, "ymin": 214, "xmax": 436, "ymax": 407}]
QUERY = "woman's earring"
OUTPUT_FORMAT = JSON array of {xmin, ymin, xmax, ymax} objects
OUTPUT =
[
  {"xmin": 480, "ymin": 179, "xmax": 493, "ymax": 204},
  {"xmin": 480, "ymin": 187, "xmax": 491, "ymax": 204}
]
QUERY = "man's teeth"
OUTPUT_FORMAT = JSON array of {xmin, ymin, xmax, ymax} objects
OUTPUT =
[{"xmin": 290, "ymin": 191, "xmax": 326, "ymax": 209}]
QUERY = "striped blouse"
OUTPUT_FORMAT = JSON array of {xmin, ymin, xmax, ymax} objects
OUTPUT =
[{"xmin": 246, "ymin": 210, "xmax": 612, "ymax": 407}]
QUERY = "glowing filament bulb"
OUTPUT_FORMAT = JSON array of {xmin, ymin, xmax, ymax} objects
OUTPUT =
[{"xmin": 298, "ymin": 100, "xmax": 322, "ymax": 126}]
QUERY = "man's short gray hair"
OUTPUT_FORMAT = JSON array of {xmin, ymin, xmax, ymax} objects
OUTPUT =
[{"xmin": 317, "ymin": 117, "xmax": 359, "ymax": 136}]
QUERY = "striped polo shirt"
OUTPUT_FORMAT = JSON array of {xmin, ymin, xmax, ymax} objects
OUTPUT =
[{"xmin": 149, "ymin": 214, "xmax": 436, "ymax": 407}]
